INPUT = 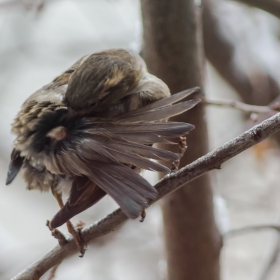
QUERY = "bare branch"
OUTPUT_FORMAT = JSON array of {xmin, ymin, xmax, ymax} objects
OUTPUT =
[
  {"xmin": 11, "ymin": 112, "xmax": 280, "ymax": 280},
  {"xmin": 258, "ymin": 234, "xmax": 280, "ymax": 280},
  {"xmin": 204, "ymin": 98, "xmax": 278, "ymax": 115},
  {"xmin": 46, "ymin": 262, "xmax": 61, "ymax": 280},
  {"xmin": 224, "ymin": 225, "xmax": 280, "ymax": 238},
  {"xmin": 232, "ymin": 0, "xmax": 280, "ymax": 20},
  {"xmin": 224, "ymin": 224, "xmax": 280, "ymax": 280}
]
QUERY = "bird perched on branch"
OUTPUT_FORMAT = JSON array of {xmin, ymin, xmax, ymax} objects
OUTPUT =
[{"xmin": 6, "ymin": 49, "xmax": 199, "ymax": 256}]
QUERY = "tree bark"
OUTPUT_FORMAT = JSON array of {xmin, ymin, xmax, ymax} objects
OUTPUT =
[{"xmin": 141, "ymin": 1, "xmax": 221, "ymax": 280}]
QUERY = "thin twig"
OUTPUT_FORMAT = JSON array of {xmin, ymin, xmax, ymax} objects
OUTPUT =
[
  {"xmin": 11, "ymin": 112, "xmax": 280, "ymax": 280},
  {"xmin": 224, "ymin": 224, "xmax": 280, "ymax": 280},
  {"xmin": 258, "ymin": 234, "xmax": 280, "ymax": 280},
  {"xmin": 203, "ymin": 98, "xmax": 278, "ymax": 115},
  {"xmin": 46, "ymin": 262, "xmax": 61, "ymax": 280},
  {"xmin": 224, "ymin": 225, "xmax": 280, "ymax": 238}
]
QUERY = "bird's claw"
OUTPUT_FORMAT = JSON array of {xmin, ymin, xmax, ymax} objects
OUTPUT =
[
  {"xmin": 46, "ymin": 220, "xmax": 68, "ymax": 246},
  {"xmin": 66, "ymin": 221, "xmax": 87, "ymax": 257},
  {"xmin": 140, "ymin": 209, "xmax": 146, "ymax": 222}
]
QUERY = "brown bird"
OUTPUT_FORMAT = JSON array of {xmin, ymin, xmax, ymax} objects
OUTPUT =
[{"xmin": 6, "ymin": 49, "xmax": 199, "ymax": 256}]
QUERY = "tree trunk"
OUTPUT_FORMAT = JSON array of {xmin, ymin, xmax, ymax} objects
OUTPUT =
[{"xmin": 140, "ymin": 1, "xmax": 222, "ymax": 279}]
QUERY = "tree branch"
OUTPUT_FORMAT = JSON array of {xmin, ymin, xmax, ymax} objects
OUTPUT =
[
  {"xmin": 258, "ymin": 233, "xmax": 280, "ymax": 280},
  {"xmin": 46, "ymin": 262, "xmax": 61, "ymax": 280},
  {"xmin": 224, "ymin": 224, "xmax": 280, "ymax": 280},
  {"xmin": 12, "ymin": 112, "xmax": 280, "ymax": 280},
  {"xmin": 204, "ymin": 98, "xmax": 278, "ymax": 115},
  {"xmin": 224, "ymin": 225, "xmax": 280, "ymax": 237}
]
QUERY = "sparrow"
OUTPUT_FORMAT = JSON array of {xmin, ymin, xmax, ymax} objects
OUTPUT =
[{"xmin": 6, "ymin": 49, "xmax": 199, "ymax": 256}]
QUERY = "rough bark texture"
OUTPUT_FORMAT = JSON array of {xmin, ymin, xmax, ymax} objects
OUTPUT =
[{"xmin": 141, "ymin": 1, "xmax": 221, "ymax": 280}]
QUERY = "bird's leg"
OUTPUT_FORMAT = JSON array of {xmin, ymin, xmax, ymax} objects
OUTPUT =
[
  {"xmin": 49, "ymin": 188, "xmax": 87, "ymax": 257},
  {"xmin": 171, "ymin": 136, "xmax": 187, "ymax": 172}
]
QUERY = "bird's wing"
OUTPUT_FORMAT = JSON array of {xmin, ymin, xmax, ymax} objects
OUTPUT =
[{"xmin": 46, "ymin": 90, "xmax": 199, "ymax": 220}]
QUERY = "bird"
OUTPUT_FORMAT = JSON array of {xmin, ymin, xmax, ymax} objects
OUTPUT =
[{"xmin": 6, "ymin": 49, "xmax": 199, "ymax": 256}]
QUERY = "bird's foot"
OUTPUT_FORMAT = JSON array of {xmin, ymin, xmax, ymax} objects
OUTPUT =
[
  {"xmin": 76, "ymin": 220, "xmax": 86, "ymax": 229},
  {"xmin": 66, "ymin": 220, "xmax": 87, "ymax": 258},
  {"xmin": 140, "ymin": 209, "xmax": 146, "ymax": 222},
  {"xmin": 171, "ymin": 136, "xmax": 187, "ymax": 172},
  {"xmin": 46, "ymin": 220, "xmax": 67, "ymax": 246},
  {"xmin": 46, "ymin": 220, "xmax": 87, "ymax": 257}
]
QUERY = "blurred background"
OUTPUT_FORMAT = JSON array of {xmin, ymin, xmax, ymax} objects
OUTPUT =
[{"xmin": 1, "ymin": 0, "xmax": 280, "ymax": 279}]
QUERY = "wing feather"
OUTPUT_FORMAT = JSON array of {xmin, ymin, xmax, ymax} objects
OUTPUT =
[
  {"xmin": 118, "ymin": 87, "xmax": 199, "ymax": 117},
  {"xmin": 49, "ymin": 89, "xmax": 199, "ymax": 220},
  {"xmin": 115, "ymin": 100, "xmax": 199, "ymax": 122}
]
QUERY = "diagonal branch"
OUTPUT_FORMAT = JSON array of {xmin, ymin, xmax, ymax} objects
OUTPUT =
[{"xmin": 12, "ymin": 112, "xmax": 280, "ymax": 280}]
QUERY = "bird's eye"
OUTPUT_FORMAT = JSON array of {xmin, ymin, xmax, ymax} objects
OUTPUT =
[{"xmin": 90, "ymin": 102, "xmax": 96, "ymax": 107}]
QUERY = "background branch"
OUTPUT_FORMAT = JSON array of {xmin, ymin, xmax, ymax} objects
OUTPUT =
[
  {"xmin": 224, "ymin": 224, "xmax": 280, "ymax": 280},
  {"xmin": 225, "ymin": 225, "xmax": 280, "ymax": 237},
  {"xmin": 258, "ymin": 233, "xmax": 280, "ymax": 280},
  {"xmin": 12, "ymin": 112, "xmax": 280, "ymax": 280},
  {"xmin": 204, "ymin": 98, "xmax": 278, "ymax": 115}
]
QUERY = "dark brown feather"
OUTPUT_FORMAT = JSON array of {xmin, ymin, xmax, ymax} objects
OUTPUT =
[{"xmin": 51, "ymin": 177, "xmax": 106, "ymax": 228}]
